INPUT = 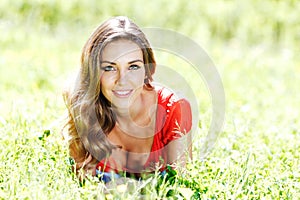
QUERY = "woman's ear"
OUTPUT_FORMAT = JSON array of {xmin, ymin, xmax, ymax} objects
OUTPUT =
[{"xmin": 144, "ymin": 75, "xmax": 149, "ymax": 84}]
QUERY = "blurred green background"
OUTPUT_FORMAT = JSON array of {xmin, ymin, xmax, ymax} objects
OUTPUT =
[
  {"xmin": 1, "ymin": 0, "xmax": 299, "ymax": 125},
  {"xmin": 1, "ymin": 0, "xmax": 300, "ymax": 199}
]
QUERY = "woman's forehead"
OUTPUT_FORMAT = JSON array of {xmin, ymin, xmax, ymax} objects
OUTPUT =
[{"xmin": 101, "ymin": 39, "xmax": 143, "ymax": 61}]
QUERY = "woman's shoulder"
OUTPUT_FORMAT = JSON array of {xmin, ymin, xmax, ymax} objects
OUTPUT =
[
  {"xmin": 154, "ymin": 84, "xmax": 189, "ymax": 106},
  {"xmin": 153, "ymin": 84, "xmax": 192, "ymax": 144}
]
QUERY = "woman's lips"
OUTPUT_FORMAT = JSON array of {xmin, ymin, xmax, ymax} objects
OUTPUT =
[{"xmin": 112, "ymin": 89, "xmax": 133, "ymax": 98}]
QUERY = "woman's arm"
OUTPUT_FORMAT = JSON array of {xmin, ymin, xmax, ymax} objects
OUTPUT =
[
  {"xmin": 166, "ymin": 132, "xmax": 192, "ymax": 167},
  {"xmin": 164, "ymin": 98, "xmax": 193, "ymax": 167}
]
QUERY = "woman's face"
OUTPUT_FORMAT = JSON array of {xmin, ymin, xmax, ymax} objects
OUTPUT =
[{"xmin": 100, "ymin": 39, "xmax": 145, "ymax": 110}]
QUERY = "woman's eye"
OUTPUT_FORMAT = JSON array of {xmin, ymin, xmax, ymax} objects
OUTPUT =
[
  {"xmin": 128, "ymin": 64, "xmax": 141, "ymax": 70},
  {"xmin": 101, "ymin": 66, "xmax": 116, "ymax": 72}
]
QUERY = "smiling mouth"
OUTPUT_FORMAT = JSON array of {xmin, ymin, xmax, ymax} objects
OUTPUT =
[{"xmin": 112, "ymin": 90, "xmax": 133, "ymax": 98}]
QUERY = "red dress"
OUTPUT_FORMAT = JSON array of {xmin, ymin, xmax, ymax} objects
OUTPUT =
[{"xmin": 96, "ymin": 86, "xmax": 192, "ymax": 174}]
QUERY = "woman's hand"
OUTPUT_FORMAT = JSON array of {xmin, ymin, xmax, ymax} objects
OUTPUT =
[{"xmin": 75, "ymin": 153, "xmax": 97, "ymax": 179}]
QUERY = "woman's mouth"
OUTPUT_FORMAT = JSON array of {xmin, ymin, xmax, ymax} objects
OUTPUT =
[{"xmin": 112, "ymin": 89, "xmax": 133, "ymax": 98}]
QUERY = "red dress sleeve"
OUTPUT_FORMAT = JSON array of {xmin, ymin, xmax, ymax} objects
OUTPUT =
[
  {"xmin": 161, "ymin": 98, "xmax": 192, "ymax": 145},
  {"xmin": 144, "ymin": 87, "xmax": 192, "ymax": 170}
]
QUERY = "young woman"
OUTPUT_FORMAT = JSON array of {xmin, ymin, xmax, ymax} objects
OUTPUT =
[{"xmin": 63, "ymin": 16, "xmax": 192, "ymax": 181}]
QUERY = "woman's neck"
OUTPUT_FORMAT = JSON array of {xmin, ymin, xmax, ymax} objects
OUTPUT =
[{"xmin": 112, "ymin": 89, "xmax": 157, "ymax": 138}]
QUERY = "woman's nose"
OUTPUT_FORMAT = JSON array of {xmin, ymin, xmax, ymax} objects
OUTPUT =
[{"xmin": 116, "ymin": 69, "xmax": 127, "ymax": 85}]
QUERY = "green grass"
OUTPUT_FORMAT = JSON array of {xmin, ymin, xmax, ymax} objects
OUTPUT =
[{"xmin": 1, "ymin": 0, "xmax": 300, "ymax": 199}]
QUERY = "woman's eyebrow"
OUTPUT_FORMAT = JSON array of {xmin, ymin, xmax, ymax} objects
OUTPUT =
[
  {"xmin": 100, "ymin": 59, "xmax": 143, "ymax": 65},
  {"xmin": 128, "ymin": 59, "xmax": 143, "ymax": 64},
  {"xmin": 100, "ymin": 61, "xmax": 116, "ymax": 65}
]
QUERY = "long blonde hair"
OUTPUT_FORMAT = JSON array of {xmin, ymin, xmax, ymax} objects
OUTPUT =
[{"xmin": 63, "ymin": 16, "xmax": 156, "ymax": 170}]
